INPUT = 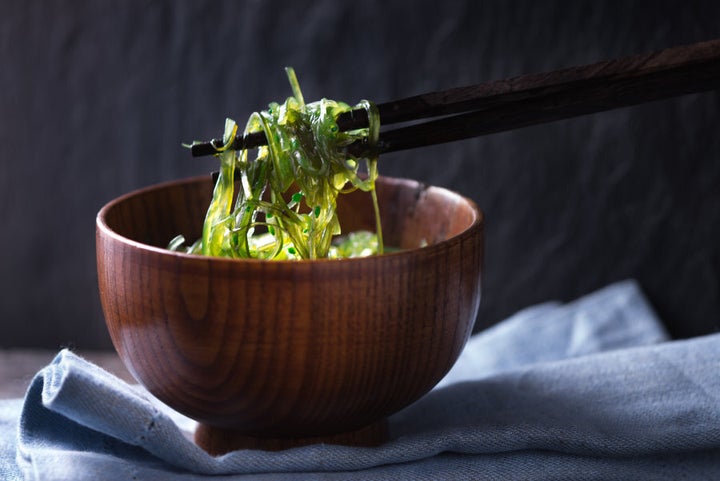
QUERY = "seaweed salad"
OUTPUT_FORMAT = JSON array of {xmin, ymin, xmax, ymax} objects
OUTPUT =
[{"xmin": 171, "ymin": 68, "xmax": 383, "ymax": 260}]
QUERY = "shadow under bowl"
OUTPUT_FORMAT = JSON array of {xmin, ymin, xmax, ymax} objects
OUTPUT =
[{"xmin": 96, "ymin": 175, "xmax": 484, "ymax": 454}]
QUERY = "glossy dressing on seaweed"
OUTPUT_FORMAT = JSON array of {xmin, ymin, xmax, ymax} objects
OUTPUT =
[{"xmin": 171, "ymin": 68, "xmax": 383, "ymax": 260}]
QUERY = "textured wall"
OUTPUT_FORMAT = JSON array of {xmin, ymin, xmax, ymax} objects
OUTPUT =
[{"xmin": 2, "ymin": 0, "xmax": 719, "ymax": 349}]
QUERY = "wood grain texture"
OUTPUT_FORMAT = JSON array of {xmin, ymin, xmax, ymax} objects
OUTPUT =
[
  {"xmin": 377, "ymin": 38, "xmax": 720, "ymax": 152},
  {"xmin": 96, "ymin": 176, "xmax": 483, "ymax": 453}
]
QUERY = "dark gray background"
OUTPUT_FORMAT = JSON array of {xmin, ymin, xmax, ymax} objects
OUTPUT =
[{"xmin": 2, "ymin": 0, "xmax": 719, "ymax": 350}]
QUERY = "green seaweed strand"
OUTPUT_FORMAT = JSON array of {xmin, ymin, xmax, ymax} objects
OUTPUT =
[{"xmin": 188, "ymin": 68, "xmax": 383, "ymax": 260}]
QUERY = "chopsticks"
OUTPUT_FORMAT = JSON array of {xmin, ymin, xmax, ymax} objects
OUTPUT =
[{"xmin": 191, "ymin": 38, "xmax": 720, "ymax": 158}]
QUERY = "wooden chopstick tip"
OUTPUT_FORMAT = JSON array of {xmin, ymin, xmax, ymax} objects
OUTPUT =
[{"xmin": 190, "ymin": 140, "xmax": 222, "ymax": 157}]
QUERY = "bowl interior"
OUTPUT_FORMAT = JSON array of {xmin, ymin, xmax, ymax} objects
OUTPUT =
[{"xmin": 101, "ymin": 176, "xmax": 480, "ymax": 252}]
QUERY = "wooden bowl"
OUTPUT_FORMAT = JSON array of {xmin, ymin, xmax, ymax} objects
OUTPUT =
[{"xmin": 96, "ymin": 175, "xmax": 484, "ymax": 454}]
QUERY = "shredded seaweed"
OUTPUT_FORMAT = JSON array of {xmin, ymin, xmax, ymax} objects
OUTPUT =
[{"xmin": 174, "ymin": 68, "xmax": 383, "ymax": 260}]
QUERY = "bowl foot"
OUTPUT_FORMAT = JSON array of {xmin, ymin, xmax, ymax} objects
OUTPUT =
[{"xmin": 195, "ymin": 419, "xmax": 388, "ymax": 454}]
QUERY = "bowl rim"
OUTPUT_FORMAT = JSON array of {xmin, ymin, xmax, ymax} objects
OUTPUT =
[{"xmin": 96, "ymin": 175, "xmax": 484, "ymax": 265}]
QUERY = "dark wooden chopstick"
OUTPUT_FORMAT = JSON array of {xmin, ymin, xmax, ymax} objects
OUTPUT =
[{"xmin": 191, "ymin": 38, "xmax": 720, "ymax": 158}]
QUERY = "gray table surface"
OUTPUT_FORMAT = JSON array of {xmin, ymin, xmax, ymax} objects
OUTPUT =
[{"xmin": 0, "ymin": 350, "xmax": 132, "ymax": 399}]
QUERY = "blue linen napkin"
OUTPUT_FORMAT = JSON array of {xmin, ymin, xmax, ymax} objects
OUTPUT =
[{"xmin": 5, "ymin": 280, "xmax": 720, "ymax": 480}]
